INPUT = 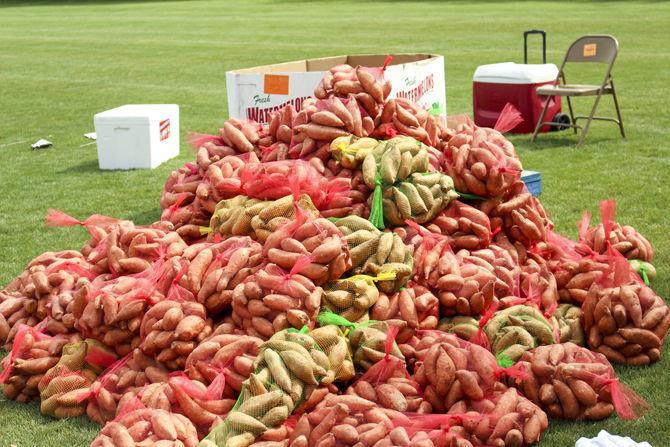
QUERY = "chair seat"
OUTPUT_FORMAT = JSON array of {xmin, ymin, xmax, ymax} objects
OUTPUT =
[{"xmin": 536, "ymin": 84, "xmax": 611, "ymax": 97}]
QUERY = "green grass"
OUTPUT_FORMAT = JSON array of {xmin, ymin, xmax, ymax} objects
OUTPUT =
[{"xmin": 1, "ymin": 0, "xmax": 669, "ymax": 445}]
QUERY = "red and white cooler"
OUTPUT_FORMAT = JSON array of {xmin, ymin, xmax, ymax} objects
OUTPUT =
[{"xmin": 473, "ymin": 62, "xmax": 561, "ymax": 134}]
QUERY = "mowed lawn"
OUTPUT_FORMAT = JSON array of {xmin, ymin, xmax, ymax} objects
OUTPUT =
[{"xmin": 1, "ymin": 0, "xmax": 669, "ymax": 445}]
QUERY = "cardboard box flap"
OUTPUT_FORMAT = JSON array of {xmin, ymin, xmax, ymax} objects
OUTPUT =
[
  {"xmin": 347, "ymin": 53, "xmax": 437, "ymax": 67},
  {"xmin": 228, "ymin": 54, "xmax": 441, "ymax": 75},
  {"xmin": 231, "ymin": 59, "xmax": 308, "ymax": 74}
]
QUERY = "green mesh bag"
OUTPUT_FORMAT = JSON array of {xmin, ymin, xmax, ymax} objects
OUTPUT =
[
  {"xmin": 332, "ymin": 216, "xmax": 412, "ymax": 293},
  {"xmin": 199, "ymin": 326, "xmax": 346, "ymax": 447}
]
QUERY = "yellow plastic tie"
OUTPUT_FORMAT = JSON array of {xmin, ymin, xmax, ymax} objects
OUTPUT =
[{"xmin": 340, "ymin": 270, "xmax": 397, "ymax": 284}]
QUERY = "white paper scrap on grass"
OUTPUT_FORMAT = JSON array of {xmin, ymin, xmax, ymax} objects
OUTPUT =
[
  {"xmin": 31, "ymin": 139, "xmax": 52, "ymax": 149},
  {"xmin": 84, "ymin": 132, "xmax": 97, "ymax": 140},
  {"xmin": 575, "ymin": 430, "xmax": 652, "ymax": 447}
]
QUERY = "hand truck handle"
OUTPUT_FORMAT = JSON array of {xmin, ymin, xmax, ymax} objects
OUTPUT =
[{"xmin": 524, "ymin": 29, "xmax": 546, "ymax": 64}]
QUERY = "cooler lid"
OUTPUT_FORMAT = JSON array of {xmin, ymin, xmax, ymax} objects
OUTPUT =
[
  {"xmin": 473, "ymin": 62, "xmax": 558, "ymax": 84},
  {"xmin": 95, "ymin": 104, "xmax": 178, "ymax": 121}
]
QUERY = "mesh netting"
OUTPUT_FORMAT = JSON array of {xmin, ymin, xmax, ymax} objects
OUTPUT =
[
  {"xmin": 200, "ymin": 326, "xmax": 345, "ymax": 446},
  {"xmin": 510, "ymin": 342, "xmax": 648, "ymax": 421}
]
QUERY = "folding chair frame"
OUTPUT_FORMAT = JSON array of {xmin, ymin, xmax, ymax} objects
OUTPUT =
[{"xmin": 531, "ymin": 35, "xmax": 625, "ymax": 146}]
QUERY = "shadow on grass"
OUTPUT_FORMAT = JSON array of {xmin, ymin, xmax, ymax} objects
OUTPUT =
[
  {"xmin": 58, "ymin": 159, "xmax": 101, "ymax": 175},
  {"xmin": 127, "ymin": 208, "xmax": 161, "ymax": 225}
]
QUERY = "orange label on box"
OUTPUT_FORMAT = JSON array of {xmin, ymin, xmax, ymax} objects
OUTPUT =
[
  {"xmin": 583, "ymin": 43, "xmax": 597, "ymax": 57},
  {"xmin": 264, "ymin": 74, "xmax": 289, "ymax": 95}
]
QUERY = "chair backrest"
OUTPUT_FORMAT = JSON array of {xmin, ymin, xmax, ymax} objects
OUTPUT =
[
  {"xmin": 564, "ymin": 35, "xmax": 619, "ymax": 64},
  {"xmin": 554, "ymin": 35, "xmax": 619, "ymax": 87}
]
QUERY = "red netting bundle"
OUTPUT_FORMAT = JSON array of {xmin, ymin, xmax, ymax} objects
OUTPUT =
[
  {"xmin": 180, "ymin": 237, "xmax": 264, "ymax": 315},
  {"xmin": 0, "ymin": 324, "xmax": 74, "ymax": 402},
  {"xmin": 85, "ymin": 348, "xmax": 169, "ymax": 424},
  {"xmin": 445, "ymin": 386, "xmax": 549, "ymax": 446},
  {"xmin": 346, "ymin": 326, "xmax": 431, "ymax": 413},
  {"xmin": 480, "ymin": 186, "xmax": 554, "ymax": 248},
  {"xmin": 370, "ymin": 283, "xmax": 439, "ymax": 343},
  {"xmin": 314, "ymin": 63, "xmax": 391, "ymax": 118},
  {"xmin": 510, "ymin": 342, "xmax": 648, "ymax": 420},
  {"xmin": 579, "ymin": 199, "xmax": 654, "ymax": 262},
  {"xmin": 411, "ymin": 330, "xmax": 527, "ymax": 413},
  {"xmin": 426, "ymin": 200, "xmax": 492, "ymax": 250},
  {"xmin": 72, "ymin": 265, "xmax": 167, "ymax": 357},
  {"xmin": 263, "ymin": 206, "xmax": 352, "ymax": 285},
  {"xmin": 231, "ymin": 264, "xmax": 323, "ymax": 339},
  {"xmin": 139, "ymin": 262, "xmax": 214, "ymax": 370},
  {"xmin": 184, "ymin": 333, "xmax": 262, "ymax": 399},
  {"xmin": 1, "ymin": 250, "xmax": 97, "ymax": 346},
  {"xmin": 441, "ymin": 106, "xmax": 523, "ymax": 198},
  {"xmin": 90, "ymin": 407, "xmax": 200, "ymax": 447}
]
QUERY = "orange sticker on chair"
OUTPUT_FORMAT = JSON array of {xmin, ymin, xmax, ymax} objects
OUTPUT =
[
  {"xmin": 583, "ymin": 43, "xmax": 597, "ymax": 57},
  {"xmin": 264, "ymin": 74, "xmax": 289, "ymax": 95}
]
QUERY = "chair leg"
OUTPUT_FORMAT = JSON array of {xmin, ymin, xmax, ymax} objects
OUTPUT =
[
  {"xmin": 531, "ymin": 96, "xmax": 551, "ymax": 142},
  {"xmin": 565, "ymin": 96, "xmax": 577, "ymax": 134},
  {"xmin": 610, "ymin": 80, "xmax": 625, "ymax": 138},
  {"xmin": 577, "ymin": 91, "xmax": 604, "ymax": 146}
]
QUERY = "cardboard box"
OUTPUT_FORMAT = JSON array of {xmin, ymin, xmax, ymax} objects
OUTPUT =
[
  {"xmin": 226, "ymin": 54, "xmax": 446, "ymax": 124},
  {"xmin": 94, "ymin": 104, "xmax": 179, "ymax": 170}
]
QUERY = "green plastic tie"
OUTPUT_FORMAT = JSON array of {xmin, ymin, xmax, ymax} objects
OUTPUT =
[
  {"xmin": 368, "ymin": 174, "xmax": 385, "ymax": 230},
  {"xmin": 429, "ymin": 102, "xmax": 446, "ymax": 116},
  {"xmin": 456, "ymin": 190, "xmax": 486, "ymax": 201},
  {"xmin": 496, "ymin": 353, "xmax": 514, "ymax": 368}
]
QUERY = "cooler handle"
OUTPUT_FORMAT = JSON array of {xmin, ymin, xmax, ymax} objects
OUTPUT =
[{"xmin": 524, "ymin": 29, "xmax": 546, "ymax": 64}]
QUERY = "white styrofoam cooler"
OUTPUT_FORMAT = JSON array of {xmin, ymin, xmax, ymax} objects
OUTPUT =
[{"xmin": 93, "ymin": 104, "xmax": 179, "ymax": 170}]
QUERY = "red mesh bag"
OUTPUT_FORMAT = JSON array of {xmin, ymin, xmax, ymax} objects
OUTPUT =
[
  {"xmin": 511, "ymin": 342, "xmax": 648, "ymax": 421},
  {"xmin": 581, "ymin": 200, "xmax": 669, "ymax": 365},
  {"xmin": 411, "ymin": 330, "xmax": 527, "ymax": 413},
  {"xmin": 496, "ymin": 266, "xmax": 559, "ymax": 319},
  {"xmin": 314, "ymin": 62, "xmax": 392, "ymax": 117},
  {"xmin": 84, "ymin": 348, "xmax": 169, "ymax": 424},
  {"xmin": 347, "ymin": 326, "xmax": 431, "ymax": 413},
  {"xmin": 160, "ymin": 162, "xmax": 205, "ymax": 230},
  {"xmin": 76, "ymin": 218, "xmax": 187, "ymax": 277},
  {"xmin": 236, "ymin": 160, "xmax": 352, "ymax": 213},
  {"xmin": 1, "ymin": 250, "xmax": 96, "ymax": 346},
  {"xmin": 139, "ymin": 260, "xmax": 213, "ymax": 371},
  {"xmin": 0, "ymin": 323, "xmax": 73, "ymax": 402},
  {"xmin": 72, "ymin": 262, "xmax": 166, "ymax": 357},
  {"xmin": 426, "ymin": 237, "xmax": 497, "ymax": 317},
  {"xmin": 231, "ymin": 263, "xmax": 323, "ymax": 339},
  {"xmin": 179, "ymin": 237, "xmax": 264, "ymax": 315},
  {"xmin": 370, "ymin": 283, "xmax": 439, "ymax": 343},
  {"xmin": 456, "ymin": 244, "xmax": 521, "ymax": 299},
  {"xmin": 480, "ymin": 185, "xmax": 554, "ymax": 248},
  {"xmin": 446, "ymin": 387, "xmax": 548, "ymax": 446},
  {"xmin": 579, "ymin": 199, "xmax": 654, "ymax": 262},
  {"xmin": 391, "ymin": 411, "xmax": 485, "ymax": 447},
  {"xmin": 185, "ymin": 333, "xmax": 262, "ymax": 399},
  {"xmin": 372, "ymin": 97, "xmax": 438, "ymax": 146},
  {"xmin": 90, "ymin": 407, "xmax": 199, "ymax": 447},
  {"xmin": 263, "ymin": 202, "xmax": 352, "ymax": 285},
  {"xmin": 426, "ymin": 200, "xmax": 492, "ymax": 250},
  {"xmin": 441, "ymin": 104, "xmax": 523, "ymax": 198}
]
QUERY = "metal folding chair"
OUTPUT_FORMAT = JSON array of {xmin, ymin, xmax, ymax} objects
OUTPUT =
[{"xmin": 531, "ymin": 35, "xmax": 625, "ymax": 146}]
